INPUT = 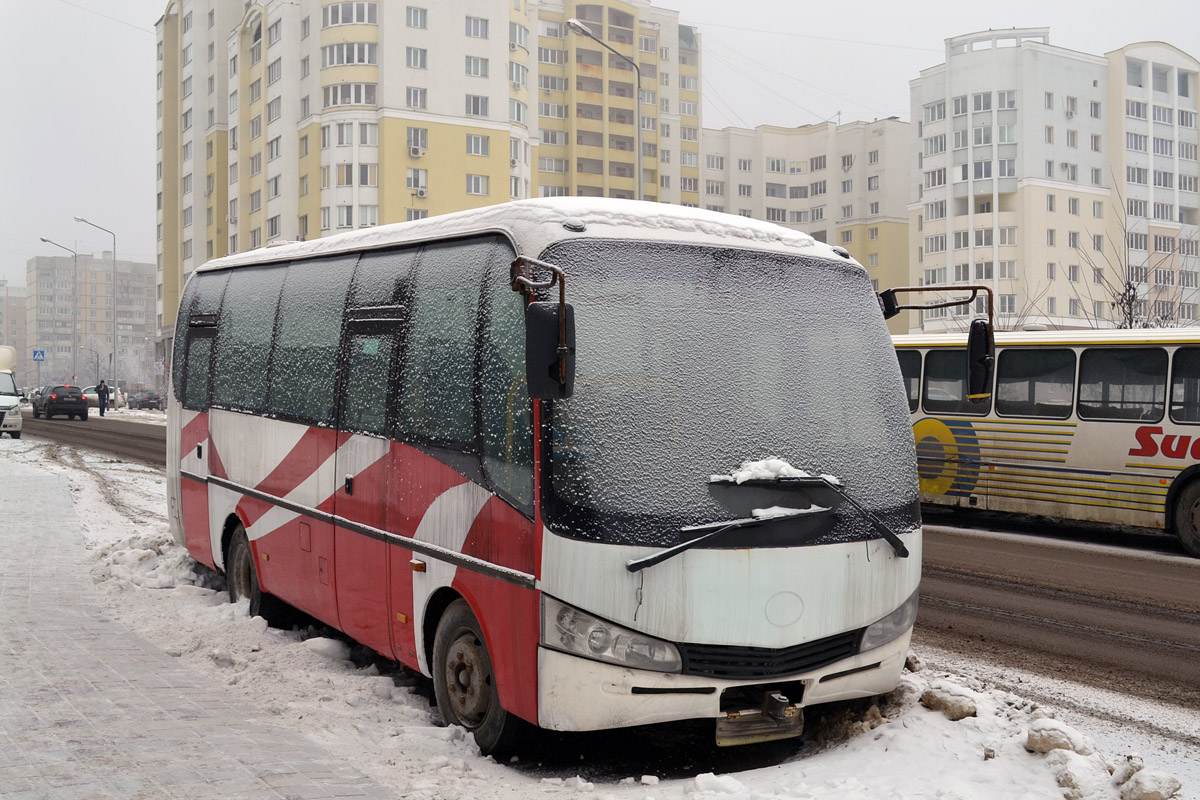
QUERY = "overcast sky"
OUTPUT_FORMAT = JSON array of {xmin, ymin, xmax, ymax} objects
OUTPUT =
[{"xmin": 2, "ymin": 0, "xmax": 1197, "ymax": 289}]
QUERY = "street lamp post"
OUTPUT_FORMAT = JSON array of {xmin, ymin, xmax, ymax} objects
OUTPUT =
[
  {"xmin": 566, "ymin": 17, "xmax": 643, "ymax": 202},
  {"xmin": 75, "ymin": 217, "xmax": 118, "ymax": 404},
  {"xmin": 39, "ymin": 236, "xmax": 78, "ymax": 381},
  {"xmin": 79, "ymin": 347, "xmax": 101, "ymax": 384}
]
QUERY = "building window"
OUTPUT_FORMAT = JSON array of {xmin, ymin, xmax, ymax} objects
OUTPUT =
[
  {"xmin": 407, "ymin": 6, "xmax": 427, "ymax": 28},
  {"xmin": 466, "ymin": 134, "xmax": 490, "ymax": 156},
  {"xmin": 466, "ymin": 174, "xmax": 489, "ymax": 195},
  {"xmin": 465, "ymin": 16, "xmax": 489, "ymax": 38},
  {"xmin": 465, "ymin": 95, "xmax": 489, "ymax": 116},
  {"xmin": 407, "ymin": 87, "xmax": 426, "ymax": 109}
]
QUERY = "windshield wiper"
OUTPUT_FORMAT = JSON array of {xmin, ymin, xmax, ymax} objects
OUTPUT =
[
  {"xmin": 708, "ymin": 475, "xmax": 911, "ymax": 559},
  {"xmin": 625, "ymin": 509, "xmax": 830, "ymax": 573}
]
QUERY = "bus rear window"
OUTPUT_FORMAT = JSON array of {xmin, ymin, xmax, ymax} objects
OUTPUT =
[
  {"xmin": 1171, "ymin": 347, "xmax": 1200, "ymax": 423},
  {"xmin": 1078, "ymin": 347, "xmax": 1166, "ymax": 421},
  {"xmin": 923, "ymin": 349, "xmax": 990, "ymax": 415},
  {"xmin": 995, "ymin": 348, "xmax": 1075, "ymax": 419}
]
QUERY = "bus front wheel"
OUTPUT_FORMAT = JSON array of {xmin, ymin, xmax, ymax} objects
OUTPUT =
[
  {"xmin": 226, "ymin": 525, "xmax": 292, "ymax": 625},
  {"xmin": 432, "ymin": 599, "xmax": 527, "ymax": 757},
  {"xmin": 1172, "ymin": 482, "xmax": 1200, "ymax": 558}
]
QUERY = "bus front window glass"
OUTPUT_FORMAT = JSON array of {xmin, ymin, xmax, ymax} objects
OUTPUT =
[
  {"xmin": 923, "ymin": 349, "xmax": 990, "ymax": 415},
  {"xmin": 1078, "ymin": 347, "xmax": 1167, "ymax": 421},
  {"xmin": 1170, "ymin": 347, "xmax": 1200, "ymax": 423},
  {"xmin": 269, "ymin": 255, "xmax": 355, "ymax": 425},
  {"xmin": 896, "ymin": 350, "xmax": 921, "ymax": 413},
  {"xmin": 538, "ymin": 240, "xmax": 915, "ymax": 548},
  {"xmin": 213, "ymin": 266, "xmax": 287, "ymax": 412},
  {"xmin": 995, "ymin": 348, "xmax": 1075, "ymax": 418}
]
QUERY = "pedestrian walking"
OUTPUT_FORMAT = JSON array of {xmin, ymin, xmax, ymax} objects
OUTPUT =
[{"xmin": 97, "ymin": 380, "xmax": 109, "ymax": 417}]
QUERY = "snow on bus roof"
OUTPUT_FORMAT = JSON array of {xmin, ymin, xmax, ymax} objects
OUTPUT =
[{"xmin": 196, "ymin": 198, "xmax": 839, "ymax": 274}]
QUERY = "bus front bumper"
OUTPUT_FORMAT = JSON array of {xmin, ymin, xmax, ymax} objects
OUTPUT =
[{"xmin": 536, "ymin": 627, "xmax": 911, "ymax": 735}]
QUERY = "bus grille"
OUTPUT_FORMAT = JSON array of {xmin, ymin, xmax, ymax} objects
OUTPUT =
[{"xmin": 678, "ymin": 629, "xmax": 862, "ymax": 680}]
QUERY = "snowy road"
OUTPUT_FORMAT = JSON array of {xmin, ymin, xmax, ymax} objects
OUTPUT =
[{"xmin": 1, "ymin": 432, "xmax": 1193, "ymax": 799}]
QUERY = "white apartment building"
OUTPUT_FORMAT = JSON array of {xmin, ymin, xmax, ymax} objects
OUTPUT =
[
  {"xmin": 910, "ymin": 28, "xmax": 1200, "ymax": 332},
  {"xmin": 701, "ymin": 119, "xmax": 912, "ymax": 332}
]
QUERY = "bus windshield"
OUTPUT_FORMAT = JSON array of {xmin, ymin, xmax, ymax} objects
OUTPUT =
[{"xmin": 539, "ymin": 239, "xmax": 917, "ymax": 548}]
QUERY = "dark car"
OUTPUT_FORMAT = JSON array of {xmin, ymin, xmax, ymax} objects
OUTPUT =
[
  {"xmin": 31, "ymin": 385, "xmax": 88, "ymax": 421},
  {"xmin": 132, "ymin": 391, "xmax": 162, "ymax": 410}
]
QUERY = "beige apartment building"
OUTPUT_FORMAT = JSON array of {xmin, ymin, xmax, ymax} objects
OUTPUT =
[
  {"xmin": 0, "ymin": 281, "xmax": 31, "ymax": 388},
  {"xmin": 910, "ymin": 28, "xmax": 1199, "ymax": 332},
  {"xmin": 155, "ymin": 0, "xmax": 699, "ymax": 362},
  {"xmin": 23, "ymin": 254, "xmax": 157, "ymax": 390},
  {"xmin": 701, "ymin": 119, "xmax": 912, "ymax": 333}
]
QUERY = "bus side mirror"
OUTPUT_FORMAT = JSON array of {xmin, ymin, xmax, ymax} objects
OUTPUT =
[
  {"xmin": 526, "ymin": 301, "xmax": 576, "ymax": 399},
  {"xmin": 967, "ymin": 318, "xmax": 995, "ymax": 403}
]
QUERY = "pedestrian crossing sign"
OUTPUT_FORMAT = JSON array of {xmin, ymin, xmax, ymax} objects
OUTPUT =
[{"xmin": 32, "ymin": 349, "xmax": 45, "ymax": 362}]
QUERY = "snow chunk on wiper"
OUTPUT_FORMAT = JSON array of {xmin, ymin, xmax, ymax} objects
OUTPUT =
[
  {"xmin": 709, "ymin": 457, "xmax": 842, "ymax": 486},
  {"xmin": 751, "ymin": 505, "xmax": 829, "ymax": 520}
]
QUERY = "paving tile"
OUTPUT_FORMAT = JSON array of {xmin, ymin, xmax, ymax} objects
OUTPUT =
[{"xmin": 0, "ymin": 463, "xmax": 396, "ymax": 800}]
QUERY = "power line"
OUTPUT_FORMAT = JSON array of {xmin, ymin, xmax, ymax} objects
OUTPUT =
[
  {"xmin": 704, "ymin": 39, "xmax": 902, "ymax": 120},
  {"xmin": 703, "ymin": 48, "xmax": 827, "ymax": 123},
  {"xmin": 52, "ymin": 0, "xmax": 156, "ymax": 35},
  {"xmin": 700, "ymin": 76, "xmax": 748, "ymax": 129},
  {"xmin": 685, "ymin": 20, "xmax": 942, "ymax": 54}
]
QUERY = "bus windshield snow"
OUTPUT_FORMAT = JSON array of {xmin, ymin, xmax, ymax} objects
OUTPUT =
[{"xmin": 538, "ymin": 240, "xmax": 918, "ymax": 550}]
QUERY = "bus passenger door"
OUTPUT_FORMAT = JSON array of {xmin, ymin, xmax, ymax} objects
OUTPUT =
[
  {"xmin": 178, "ymin": 327, "xmax": 217, "ymax": 568},
  {"xmin": 333, "ymin": 323, "xmax": 401, "ymax": 658}
]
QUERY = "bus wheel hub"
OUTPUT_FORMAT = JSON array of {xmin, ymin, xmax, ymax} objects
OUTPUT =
[{"xmin": 445, "ymin": 636, "xmax": 489, "ymax": 725}]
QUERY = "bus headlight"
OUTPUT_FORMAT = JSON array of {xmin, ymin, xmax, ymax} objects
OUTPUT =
[
  {"xmin": 541, "ymin": 596, "xmax": 682, "ymax": 673},
  {"xmin": 859, "ymin": 590, "xmax": 919, "ymax": 653}
]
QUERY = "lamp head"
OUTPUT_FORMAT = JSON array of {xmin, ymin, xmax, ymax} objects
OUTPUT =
[
  {"xmin": 566, "ymin": 18, "xmax": 593, "ymax": 36},
  {"xmin": 39, "ymin": 237, "xmax": 49, "ymax": 243},
  {"xmin": 73, "ymin": 216, "xmax": 84, "ymax": 222}
]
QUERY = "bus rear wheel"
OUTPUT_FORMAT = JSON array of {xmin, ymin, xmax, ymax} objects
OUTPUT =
[
  {"xmin": 226, "ymin": 525, "xmax": 293, "ymax": 626},
  {"xmin": 1172, "ymin": 481, "xmax": 1200, "ymax": 558},
  {"xmin": 432, "ymin": 599, "xmax": 527, "ymax": 758}
]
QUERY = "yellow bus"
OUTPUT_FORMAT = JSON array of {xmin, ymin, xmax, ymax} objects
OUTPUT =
[{"xmin": 894, "ymin": 328, "xmax": 1200, "ymax": 557}]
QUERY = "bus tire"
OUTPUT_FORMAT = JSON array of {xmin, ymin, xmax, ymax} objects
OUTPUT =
[
  {"xmin": 432, "ymin": 599, "xmax": 527, "ymax": 758},
  {"xmin": 1173, "ymin": 482, "xmax": 1200, "ymax": 558},
  {"xmin": 226, "ymin": 525, "xmax": 293, "ymax": 626}
]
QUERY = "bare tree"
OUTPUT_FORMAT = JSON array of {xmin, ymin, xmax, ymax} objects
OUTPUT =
[{"xmin": 1069, "ymin": 176, "xmax": 1189, "ymax": 329}]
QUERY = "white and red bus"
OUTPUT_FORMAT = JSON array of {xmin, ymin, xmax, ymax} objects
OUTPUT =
[
  {"xmin": 895, "ymin": 328, "xmax": 1200, "ymax": 557},
  {"xmin": 168, "ymin": 198, "xmax": 927, "ymax": 754}
]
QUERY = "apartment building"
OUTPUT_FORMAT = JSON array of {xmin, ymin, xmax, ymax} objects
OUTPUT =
[
  {"xmin": 155, "ymin": 0, "xmax": 696, "ymax": 362},
  {"xmin": 0, "ymin": 282, "xmax": 30, "ymax": 388},
  {"xmin": 910, "ymin": 28, "xmax": 1200, "ymax": 333},
  {"xmin": 702, "ymin": 120, "xmax": 912, "ymax": 333},
  {"xmin": 23, "ymin": 254, "xmax": 157, "ymax": 390}
]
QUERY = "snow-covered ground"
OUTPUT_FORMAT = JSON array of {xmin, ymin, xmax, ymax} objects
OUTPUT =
[{"xmin": 0, "ymin": 432, "xmax": 1191, "ymax": 800}]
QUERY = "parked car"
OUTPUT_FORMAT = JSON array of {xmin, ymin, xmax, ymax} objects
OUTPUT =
[
  {"xmin": 82, "ymin": 385, "xmax": 126, "ymax": 409},
  {"xmin": 130, "ymin": 391, "xmax": 162, "ymax": 410},
  {"xmin": 31, "ymin": 385, "xmax": 88, "ymax": 421}
]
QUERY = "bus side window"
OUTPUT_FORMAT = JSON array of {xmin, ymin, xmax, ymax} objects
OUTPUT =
[
  {"xmin": 1171, "ymin": 347, "xmax": 1200, "ymax": 424},
  {"xmin": 212, "ymin": 266, "xmax": 287, "ymax": 413},
  {"xmin": 172, "ymin": 271, "xmax": 228, "ymax": 401},
  {"xmin": 397, "ymin": 238, "xmax": 488, "ymax": 449},
  {"xmin": 183, "ymin": 335, "xmax": 214, "ymax": 410},
  {"xmin": 268, "ymin": 255, "xmax": 356, "ymax": 425},
  {"xmin": 342, "ymin": 333, "xmax": 396, "ymax": 436},
  {"xmin": 896, "ymin": 349, "xmax": 921, "ymax": 413},
  {"xmin": 349, "ymin": 247, "xmax": 418, "ymax": 307},
  {"xmin": 479, "ymin": 245, "xmax": 534, "ymax": 514},
  {"xmin": 923, "ymin": 349, "xmax": 990, "ymax": 415},
  {"xmin": 995, "ymin": 348, "xmax": 1075, "ymax": 419},
  {"xmin": 1078, "ymin": 347, "xmax": 1167, "ymax": 421}
]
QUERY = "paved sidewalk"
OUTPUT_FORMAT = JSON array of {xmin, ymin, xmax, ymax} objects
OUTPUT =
[{"xmin": 0, "ymin": 461, "xmax": 395, "ymax": 799}]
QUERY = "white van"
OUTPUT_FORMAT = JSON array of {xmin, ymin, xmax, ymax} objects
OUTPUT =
[{"xmin": 0, "ymin": 345, "xmax": 23, "ymax": 439}]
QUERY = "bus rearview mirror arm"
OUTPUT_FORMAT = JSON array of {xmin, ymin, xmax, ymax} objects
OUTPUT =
[
  {"xmin": 879, "ymin": 284, "xmax": 995, "ymax": 403},
  {"xmin": 512, "ymin": 256, "xmax": 576, "ymax": 400}
]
